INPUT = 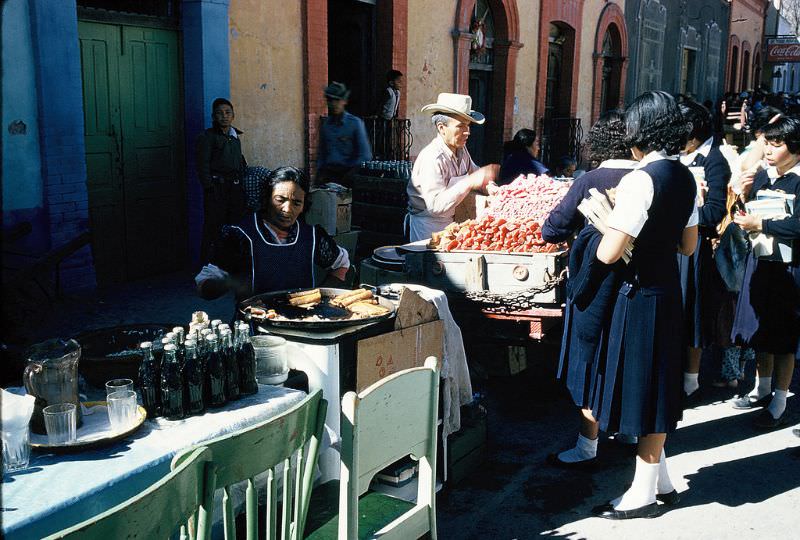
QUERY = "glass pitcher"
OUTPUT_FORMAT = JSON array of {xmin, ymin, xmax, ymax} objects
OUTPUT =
[{"xmin": 24, "ymin": 338, "xmax": 83, "ymax": 434}]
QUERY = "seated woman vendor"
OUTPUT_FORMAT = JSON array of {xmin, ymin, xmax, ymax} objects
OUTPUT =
[{"xmin": 196, "ymin": 166, "xmax": 350, "ymax": 301}]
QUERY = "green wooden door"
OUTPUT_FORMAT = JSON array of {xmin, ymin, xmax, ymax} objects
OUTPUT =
[{"xmin": 79, "ymin": 21, "xmax": 184, "ymax": 284}]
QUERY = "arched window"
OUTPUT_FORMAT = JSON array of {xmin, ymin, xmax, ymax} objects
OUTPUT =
[
  {"xmin": 729, "ymin": 45, "xmax": 739, "ymax": 92},
  {"xmin": 742, "ymin": 49, "xmax": 751, "ymax": 90}
]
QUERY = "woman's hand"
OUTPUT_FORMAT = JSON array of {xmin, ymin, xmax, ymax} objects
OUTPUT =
[{"xmin": 733, "ymin": 212, "xmax": 762, "ymax": 233}]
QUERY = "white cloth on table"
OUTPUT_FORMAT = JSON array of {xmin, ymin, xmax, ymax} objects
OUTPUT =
[{"xmin": 388, "ymin": 283, "xmax": 473, "ymax": 439}]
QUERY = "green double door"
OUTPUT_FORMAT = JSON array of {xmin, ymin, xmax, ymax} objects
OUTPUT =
[{"xmin": 79, "ymin": 21, "xmax": 185, "ymax": 284}]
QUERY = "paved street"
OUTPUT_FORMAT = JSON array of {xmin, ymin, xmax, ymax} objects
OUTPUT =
[{"xmin": 13, "ymin": 270, "xmax": 800, "ymax": 540}]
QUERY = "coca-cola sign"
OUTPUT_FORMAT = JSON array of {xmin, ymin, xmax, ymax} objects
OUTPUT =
[{"xmin": 767, "ymin": 38, "xmax": 800, "ymax": 63}]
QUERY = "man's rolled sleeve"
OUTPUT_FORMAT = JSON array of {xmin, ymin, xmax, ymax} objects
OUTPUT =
[{"xmin": 416, "ymin": 160, "xmax": 474, "ymax": 216}]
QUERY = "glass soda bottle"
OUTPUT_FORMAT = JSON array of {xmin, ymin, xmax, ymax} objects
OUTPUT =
[
  {"xmin": 183, "ymin": 340, "xmax": 205, "ymax": 415},
  {"xmin": 220, "ymin": 329, "xmax": 240, "ymax": 401},
  {"xmin": 205, "ymin": 334, "xmax": 227, "ymax": 407},
  {"xmin": 160, "ymin": 344, "xmax": 185, "ymax": 420},
  {"xmin": 138, "ymin": 341, "xmax": 161, "ymax": 418},
  {"xmin": 237, "ymin": 323, "xmax": 259, "ymax": 395}
]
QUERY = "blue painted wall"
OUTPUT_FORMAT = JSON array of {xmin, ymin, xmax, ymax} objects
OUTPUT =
[{"xmin": 182, "ymin": 0, "xmax": 231, "ymax": 266}]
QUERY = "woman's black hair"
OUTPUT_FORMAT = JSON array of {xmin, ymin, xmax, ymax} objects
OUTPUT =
[
  {"xmin": 679, "ymin": 100, "xmax": 713, "ymax": 142},
  {"xmin": 625, "ymin": 91, "xmax": 688, "ymax": 155},
  {"xmin": 512, "ymin": 128, "xmax": 537, "ymax": 149},
  {"xmin": 750, "ymin": 105, "xmax": 782, "ymax": 134},
  {"xmin": 760, "ymin": 116, "xmax": 800, "ymax": 154},
  {"xmin": 259, "ymin": 166, "xmax": 311, "ymax": 213},
  {"xmin": 585, "ymin": 109, "xmax": 629, "ymax": 163}
]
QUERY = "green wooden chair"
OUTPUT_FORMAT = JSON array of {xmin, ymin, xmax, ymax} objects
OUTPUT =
[
  {"xmin": 173, "ymin": 389, "xmax": 327, "ymax": 540},
  {"xmin": 44, "ymin": 446, "xmax": 215, "ymax": 540},
  {"xmin": 305, "ymin": 357, "xmax": 440, "ymax": 540}
]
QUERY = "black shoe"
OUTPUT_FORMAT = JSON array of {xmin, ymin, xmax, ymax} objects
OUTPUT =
[
  {"xmin": 592, "ymin": 501, "xmax": 661, "ymax": 520},
  {"xmin": 656, "ymin": 489, "xmax": 680, "ymax": 506},
  {"xmin": 731, "ymin": 394, "xmax": 772, "ymax": 410},
  {"xmin": 546, "ymin": 452, "xmax": 597, "ymax": 471},
  {"xmin": 753, "ymin": 409, "xmax": 788, "ymax": 429}
]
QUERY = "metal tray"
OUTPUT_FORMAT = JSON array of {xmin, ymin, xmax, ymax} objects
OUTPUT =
[
  {"xmin": 30, "ymin": 401, "xmax": 147, "ymax": 453},
  {"xmin": 239, "ymin": 287, "xmax": 396, "ymax": 330}
]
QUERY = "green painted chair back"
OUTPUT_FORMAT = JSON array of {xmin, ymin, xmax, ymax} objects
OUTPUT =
[
  {"xmin": 339, "ymin": 356, "xmax": 440, "ymax": 540},
  {"xmin": 44, "ymin": 446, "xmax": 215, "ymax": 540},
  {"xmin": 173, "ymin": 390, "xmax": 327, "ymax": 540}
]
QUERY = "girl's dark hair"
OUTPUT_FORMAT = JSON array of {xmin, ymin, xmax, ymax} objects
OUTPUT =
[
  {"xmin": 585, "ymin": 109, "xmax": 629, "ymax": 163},
  {"xmin": 625, "ymin": 91, "xmax": 688, "ymax": 155},
  {"xmin": 761, "ymin": 116, "xmax": 800, "ymax": 154},
  {"xmin": 512, "ymin": 128, "xmax": 537, "ymax": 149},
  {"xmin": 679, "ymin": 100, "xmax": 713, "ymax": 142},
  {"xmin": 750, "ymin": 106, "xmax": 782, "ymax": 134},
  {"xmin": 260, "ymin": 166, "xmax": 311, "ymax": 212}
]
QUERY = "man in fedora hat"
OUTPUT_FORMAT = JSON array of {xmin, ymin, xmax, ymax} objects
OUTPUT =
[
  {"xmin": 406, "ymin": 92, "xmax": 500, "ymax": 241},
  {"xmin": 317, "ymin": 81, "xmax": 371, "ymax": 187}
]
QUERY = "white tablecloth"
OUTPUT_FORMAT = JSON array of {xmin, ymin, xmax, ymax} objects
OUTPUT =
[{"xmin": 1, "ymin": 384, "xmax": 305, "ymax": 540}]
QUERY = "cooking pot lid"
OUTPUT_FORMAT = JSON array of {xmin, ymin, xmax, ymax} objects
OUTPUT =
[{"xmin": 373, "ymin": 245, "xmax": 405, "ymax": 264}]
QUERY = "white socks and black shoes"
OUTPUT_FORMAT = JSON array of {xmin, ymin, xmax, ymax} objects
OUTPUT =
[{"xmin": 549, "ymin": 433, "xmax": 597, "ymax": 469}]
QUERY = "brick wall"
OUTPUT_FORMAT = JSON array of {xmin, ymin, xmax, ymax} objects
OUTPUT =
[
  {"xmin": 303, "ymin": 0, "xmax": 328, "ymax": 177},
  {"xmin": 30, "ymin": 0, "xmax": 96, "ymax": 290}
]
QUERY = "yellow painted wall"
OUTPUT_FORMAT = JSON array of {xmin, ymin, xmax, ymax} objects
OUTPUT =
[
  {"xmin": 406, "ymin": 1, "xmax": 458, "ymax": 158},
  {"xmin": 228, "ymin": 0, "xmax": 305, "ymax": 169},
  {"xmin": 512, "ymin": 1, "xmax": 540, "ymax": 138}
]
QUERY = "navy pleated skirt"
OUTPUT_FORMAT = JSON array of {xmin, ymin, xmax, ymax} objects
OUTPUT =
[
  {"xmin": 558, "ymin": 227, "xmax": 622, "ymax": 409},
  {"xmin": 678, "ymin": 233, "xmax": 724, "ymax": 348},
  {"xmin": 593, "ymin": 281, "xmax": 686, "ymax": 436},
  {"xmin": 731, "ymin": 253, "xmax": 800, "ymax": 356}
]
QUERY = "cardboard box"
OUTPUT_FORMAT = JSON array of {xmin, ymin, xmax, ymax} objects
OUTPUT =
[
  {"xmin": 305, "ymin": 186, "xmax": 352, "ymax": 235},
  {"xmin": 356, "ymin": 319, "xmax": 444, "ymax": 392}
]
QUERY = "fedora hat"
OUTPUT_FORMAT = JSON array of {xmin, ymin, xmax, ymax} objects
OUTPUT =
[
  {"xmin": 324, "ymin": 81, "xmax": 350, "ymax": 100},
  {"xmin": 421, "ymin": 93, "xmax": 485, "ymax": 124}
]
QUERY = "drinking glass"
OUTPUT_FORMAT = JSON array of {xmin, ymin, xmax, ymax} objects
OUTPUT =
[
  {"xmin": 107, "ymin": 390, "xmax": 137, "ymax": 432},
  {"xmin": 43, "ymin": 403, "xmax": 77, "ymax": 445},
  {"xmin": 106, "ymin": 378, "xmax": 134, "ymax": 397},
  {"xmin": 2, "ymin": 426, "xmax": 31, "ymax": 473},
  {"xmin": 252, "ymin": 335, "xmax": 289, "ymax": 385},
  {"xmin": 688, "ymin": 166, "xmax": 706, "ymax": 207}
]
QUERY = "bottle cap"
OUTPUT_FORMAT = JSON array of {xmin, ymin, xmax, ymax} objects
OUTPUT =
[
  {"xmin": 205, "ymin": 333, "xmax": 218, "ymax": 342},
  {"xmin": 140, "ymin": 341, "xmax": 153, "ymax": 349},
  {"xmin": 162, "ymin": 337, "xmax": 172, "ymax": 345},
  {"xmin": 184, "ymin": 339, "xmax": 197, "ymax": 348},
  {"xmin": 164, "ymin": 343, "xmax": 177, "ymax": 352},
  {"xmin": 172, "ymin": 326, "xmax": 184, "ymax": 334}
]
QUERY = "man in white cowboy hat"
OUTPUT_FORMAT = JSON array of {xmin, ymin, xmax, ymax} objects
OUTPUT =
[{"xmin": 406, "ymin": 92, "xmax": 500, "ymax": 241}]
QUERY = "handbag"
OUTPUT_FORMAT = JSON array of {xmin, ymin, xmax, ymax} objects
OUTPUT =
[{"xmin": 714, "ymin": 222, "xmax": 750, "ymax": 293}]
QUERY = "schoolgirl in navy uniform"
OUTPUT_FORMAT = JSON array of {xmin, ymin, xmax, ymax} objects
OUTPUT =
[
  {"xmin": 677, "ymin": 100, "xmax": 731, "ymax": 397},
  {"xmin": 590, "ymin": 91, "xmax": 698, "ymax": 520},
  {"xmin": 731, "ymin": 116, "xmax": 800, "ymax": 428},
  {"xmin": 541, "ymin": 110, "xmax": 638, "ymax": 468}
]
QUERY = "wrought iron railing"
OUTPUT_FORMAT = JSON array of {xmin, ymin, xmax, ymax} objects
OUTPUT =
[
  {"xmin": 363, "ymin": 117, "xmax": 413, "ymax": 161},
  {"xmin": 318, "ymin": 116, "xmax": 412, "ymax": 162},
  {"xmin": 537, "ymin": 117, "xmax": 583, "ymax": 168}
]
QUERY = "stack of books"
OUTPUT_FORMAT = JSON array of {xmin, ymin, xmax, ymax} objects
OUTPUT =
[{"xmin": 745, "ymin": 189, "xmax": 796, "ymax": 262}]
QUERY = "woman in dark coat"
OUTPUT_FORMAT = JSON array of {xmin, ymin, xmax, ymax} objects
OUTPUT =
[
  {"xmin": 676, "ymin": 100, "xmax": 731, "ymax": 397},
  {"xmin": 542, "ymin": 110, "xmax": 637, "ymax": 468},
  {"xmin": 498, "ymin": 128, "xmax": 549, "ymax": 184},
  {"xmin": 590, "ymin": 91, "xmax": 698, "ymax": 520},
  {"xmin": 731, "ymin": 116, "xmax": 800, "ymax": 428}
]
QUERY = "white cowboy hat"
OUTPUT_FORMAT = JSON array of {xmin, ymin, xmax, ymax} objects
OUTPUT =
[{"xmin": 421, "ymin": 93, "xmax": 485, "ymax": 124}]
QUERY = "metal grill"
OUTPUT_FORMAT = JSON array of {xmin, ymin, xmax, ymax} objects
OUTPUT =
[
  {"xmin": 363, "ymin": 117, "xmax": 413, "ymax": 161},
  {"xmin": 538, "ymin": 117, "xmax": 583, "ymax": 168}
]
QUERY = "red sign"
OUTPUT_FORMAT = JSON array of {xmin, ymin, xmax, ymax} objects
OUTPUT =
[{"xmin": 767, "ymin": 42, "xmax": 800, "ymax": 63}]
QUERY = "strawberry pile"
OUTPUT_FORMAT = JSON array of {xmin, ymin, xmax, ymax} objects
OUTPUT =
[{"xmin": 438, "ymin": 175, "xmax": 569, "ymax": 253}]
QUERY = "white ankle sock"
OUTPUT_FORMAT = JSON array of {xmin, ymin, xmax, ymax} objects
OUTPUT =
[
  {"xmin": 557, "ymin": 433, "xmax": 598, "ymax": 463},
  {"xmin": 684, "ymin": 372, "xmax": 700, "ymax": 395},
  {"xmin": 656, "ymin": 449, "xmax": 675, "ymax": 495},
  {"xmin": 767, "ymin": 389, "xmax": 788, "ymax": 419},
  {"xmin": 612, "ymin": 456, "xmax": 658, "ymax": 511},
  {"xmin": 750, "ymin": 376, "xmax": 772, "ymax": 399}
]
